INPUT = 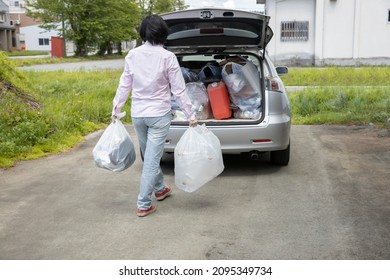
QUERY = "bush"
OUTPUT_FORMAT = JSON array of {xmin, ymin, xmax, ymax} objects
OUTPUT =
[
  {"xmin": 1, "ymin": 53, "xmax": 125, "ymax": 168},
  {"xmin": 281, "ymin": 67, "xmax": 390, "ymax": 86},
  {"xmin": 290, "ymin": 87, "xmax": 390, "ymax": 125},
  {"xmin": 0, "ymin": 52, "xmax": 52, "ymax": 161}
]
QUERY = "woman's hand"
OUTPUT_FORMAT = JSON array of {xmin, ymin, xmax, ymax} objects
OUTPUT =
[
  {"xmin": 189, "ymin": 118, "xmax": 198, "ymax": 127},
  {"xmin": 111, "ymin": 115, "xmax": 117, "ymax": 123}
]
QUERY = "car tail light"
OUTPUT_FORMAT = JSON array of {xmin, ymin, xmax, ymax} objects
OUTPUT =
[{"xmin": 267, "ymin": 77, "xmax": 283, "ymax": 92}]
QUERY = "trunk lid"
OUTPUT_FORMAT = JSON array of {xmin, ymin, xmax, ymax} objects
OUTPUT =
[{"xmin": 161, "ymin": 8, "xmax": 273, "ymax": 56}]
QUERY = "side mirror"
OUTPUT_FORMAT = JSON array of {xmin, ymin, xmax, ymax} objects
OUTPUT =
[{"xmin": 276, "ymin": 66, "xmax": 288, "ymax": 75}]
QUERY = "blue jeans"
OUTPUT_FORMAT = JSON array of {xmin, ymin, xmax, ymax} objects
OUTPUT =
[{"xmin": 132, "ymin": 112, "xmax": 172, "ymax": 210}]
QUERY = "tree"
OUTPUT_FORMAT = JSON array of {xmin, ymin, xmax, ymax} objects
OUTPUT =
[
  {"xmin": 92, "ymin": 0, "xmax": 140, "ymax": 55},
  {"xmin": 137, "ymin": 0, "xmax": 187, "ymax": 16},
  {"xmin": 172, "ymin": 0, "xmax": 188, "ymax": 11},
  {"xmin": 134, "ymin": 0, "xmax": 187, "ymax": 46},
  {"xmin": 25, "ymin": 0, "xmax": 186, "ymax": 56},
  {"xmin": 26, "ymin": 0, "xmax": 140, "ymax": 56}
]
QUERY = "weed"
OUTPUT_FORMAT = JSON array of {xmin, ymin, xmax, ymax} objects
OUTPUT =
[
  {"xmin": 290, "ymin": 87, "xmax": 390, "ymax": 126},
  {"xmin": 0, "ymin": 53, "xmax": 128, "ymax": 167},
  {"xmin": 1, "ymin": 56, "xmax": 390, "ymax": 168},
  {"xmin": 282, "ymin": 67, "xmax": 390, "ymax": 86}
]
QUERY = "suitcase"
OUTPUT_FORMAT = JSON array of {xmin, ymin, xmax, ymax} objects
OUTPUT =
[{"xmin": 207, "ymin": 81, "xmax": 232, "ymax": 120}]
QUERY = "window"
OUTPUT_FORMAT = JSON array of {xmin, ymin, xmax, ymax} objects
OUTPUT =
[
  {"xmin": 39, "ymin": 38, "xmax": 50, "ymax": 46},
  {"xmin": 0, "ymin": 13, "xmax": 5, "ymax": 23},
  {"xmin": 281, "ymin": 21, "xmax": 309, "ymax": 42},
  {"xmin": 388, "ymin": 10, "xmax": 390, "ymax": 22},
  {"xmin": 14, "ymin": 1, "xmax": 20, "ymax": 7}
]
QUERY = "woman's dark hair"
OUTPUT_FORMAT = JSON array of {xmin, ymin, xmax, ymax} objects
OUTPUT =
[{"xmin": 139, "ymin": 14, "xmax": 169, "ymax": 45}]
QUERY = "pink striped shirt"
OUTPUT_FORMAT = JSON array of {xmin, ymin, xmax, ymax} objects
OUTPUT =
[{"xmin": 112, "ymin": 41, "xmax": 195, "ymax": 120}]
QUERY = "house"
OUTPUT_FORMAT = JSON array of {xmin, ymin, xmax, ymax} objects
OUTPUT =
[
  {"xmin": 0, "ymin": 0, "xmax": 16, "ymax": 51},
  {"xmin": 20, "ymin": 20, "xmax": 59, "ymax": 52},
  {"xmin": 3, "ymin": 0, "xmax": 60, "ymax": 52},
  {"xmin": 3, "ymin": 0, "xmax": 24, "ymax": 50},
  {"xmin": 5, "ymin": 0, "xmax": 25, "ymax": 13},
  {"xmin": 265, "ymin": 0, "xmax": 390, "ymax": 66}
]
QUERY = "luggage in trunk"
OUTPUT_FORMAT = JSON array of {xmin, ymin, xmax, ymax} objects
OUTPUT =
[
  {"xmin": 174, "ymin": 54, "xmax": 263, "ymax": 122},
  {"xmin": 207, "ymin": 81, "xmax": 232, "ymax": 120}
]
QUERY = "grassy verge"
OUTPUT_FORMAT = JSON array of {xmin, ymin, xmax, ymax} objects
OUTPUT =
[
  {"xmin": 281, "ymin": 67, "xmax": 390, "ymax": 86},
  {"xmin": 7, "ymin": 53, "xmax": 126, "ymax": 67},
  {"xmin": 282, "ymin": 67, "xmax": 390, "ymax": 126},
  {"xmin": 0, "ymin": 66, "xmax": 130, "ymax": 168},
  {"xmin": 1, "ymin": 63, "xmax": 389, "ymax": 168},
  {"xmin": 289, "ymin": 87, "xmax": 390, "ymax": 125},
  {"xmin": 5, "ymin": 50, "xmax": 49, "ymax": 57}
]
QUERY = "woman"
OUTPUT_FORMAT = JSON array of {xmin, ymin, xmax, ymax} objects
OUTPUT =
[{"xmin": 112, "ymin": 14, "xmax": 198, "ymax": 217}]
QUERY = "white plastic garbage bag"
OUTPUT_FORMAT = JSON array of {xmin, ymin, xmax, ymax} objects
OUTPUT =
[
  {"xmin": 186, "ymin": 82, "xmax": 213, "ymax": 120},
  {"xmin": 174, "ymin": 124, "xmax": 224, "ymax": 192},
  {"xmin": 222, "ymin": 61, "xmax": 262, "ymax": 114},
  {"xmin": 92, "ymin": 112, "xmax": 136, "ymax": 172}
]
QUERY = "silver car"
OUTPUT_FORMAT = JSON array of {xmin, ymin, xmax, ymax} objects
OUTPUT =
[{"xmin": 161, "ymin": 8, "xmax": 291, "ymax": 165}]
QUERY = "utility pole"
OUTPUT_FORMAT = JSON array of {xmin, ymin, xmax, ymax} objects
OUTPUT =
[{"xmin": 61, "ymin": 12, "xmax": 66, "ymax": 57}]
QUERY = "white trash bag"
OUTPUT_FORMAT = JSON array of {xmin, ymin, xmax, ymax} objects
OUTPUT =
[
  {"xmin": 92, "ymin": 112, "xmax": 136, "ymax": 172},
  {"xmin": 174, "ymin": 124, "xmax": 224, "ymax": 192}
]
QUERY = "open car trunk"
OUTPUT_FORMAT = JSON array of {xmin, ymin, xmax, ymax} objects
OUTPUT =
[
  {"xmin": 161, "ymin": 8, "xmax": 272, "ymax": 126},
  {"xmin": 172, "ymin": 52, "xmax": 265, "ymax": 125}
]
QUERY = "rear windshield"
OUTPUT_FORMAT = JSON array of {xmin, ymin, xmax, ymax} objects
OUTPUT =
[
  {"xmin": 166, "ymin": 19, "xmax": 263, "ymax": 46},
  {"xmin": 179, "ymin": 54, "xmax": 261, "ymax": 71}
]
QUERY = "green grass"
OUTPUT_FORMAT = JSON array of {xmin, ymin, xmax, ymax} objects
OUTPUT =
[
  {"xmin": 0, "ymin": 63, "xmax": 130, "ymax": 168},
  {"xmin": 281, "ymin": 67, "xmax": 390, "ymax": 86},
  {"xmin": 282, "ymin": 67, "xmax": 390, "ymax": 126},
  {"xmin": 25, "ymin": 70, "xmax": 128, "ymax": 124},
  {"xmin": 289, "ymin": 87, "xmax": 390, "ymax": 125},
  {"xmin": 22, "ymin": 70, "xmax": 132, "ymax": 154},
  {"xmin": 5, "ymin": 50, "xmax": 49, "ymax": 57},
  {"xmin": 1, "ymin": 60, "xmax": 389, "ymax": 168},
  {"xmin": 8, "ymin": 53, "xmax": 126, "ymax": 67}
]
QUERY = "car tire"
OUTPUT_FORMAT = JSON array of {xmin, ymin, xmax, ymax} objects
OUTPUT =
[{"xmin": 270, "ymin": 141, "xmax": 290, "ymax": 166}]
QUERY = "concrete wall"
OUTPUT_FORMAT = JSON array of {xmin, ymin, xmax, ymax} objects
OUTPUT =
[
  {"xmin": 356, "ymin": 0, "xmax": 390, "ymax": 58},
  {"xmin": 322, "ymin": 0, "xmax": 355, "ymax": 59},
  {"xmin": 266, "ymin": 0, "xmax": 390, "ymax": 66},
  {"xmin": 320, "ymin": 0, "xmax": 390, "ymax": 65},
  {"xmin": 266, "ymin": 0, "xmax": 315, "ymax": 66}
]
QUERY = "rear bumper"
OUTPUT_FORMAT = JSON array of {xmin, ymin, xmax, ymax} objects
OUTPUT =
[{"xmin": 164, "ymin": 115, "xmax": 291, "ymax": 154}]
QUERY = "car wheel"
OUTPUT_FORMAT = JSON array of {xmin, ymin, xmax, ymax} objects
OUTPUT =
[{"xmin": 270, "ymin": 141, "xmax": 290, "ymax": 166}]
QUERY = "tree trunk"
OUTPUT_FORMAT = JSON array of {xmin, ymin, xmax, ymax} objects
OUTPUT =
[{"xmin": 116, "ymin": 42, "xmax": 122, "ymax": 55}]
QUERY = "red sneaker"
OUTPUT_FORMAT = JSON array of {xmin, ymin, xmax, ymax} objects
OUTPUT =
[
  {"xmin": 155, "ymin": 186, "xmax": 172, "ymax": 201},
  {"xmin": 136, "ymin": 206, "xmax": 157, "ymax": 217}
]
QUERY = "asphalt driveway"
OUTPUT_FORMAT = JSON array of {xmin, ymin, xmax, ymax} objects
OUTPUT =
[{"xmin": 1, "ymin": 125, "xmax": 389, "ymax": 260}]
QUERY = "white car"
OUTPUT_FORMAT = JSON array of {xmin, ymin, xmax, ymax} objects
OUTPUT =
[{"xmin": 161, "ymin": 8, "xmax": 291, "ymax": 165}]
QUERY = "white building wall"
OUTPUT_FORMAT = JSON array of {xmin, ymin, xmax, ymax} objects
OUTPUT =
[
  {"xmin": 358, "ymin": 0, "xmax": 390, "ymax": 58},
  {"xmin": 3, "ymin": 0, "xmax": 26, "ymax": 13},
  {"xmin": 267, "ymin": 0, "xmax": 390, "ymax": 66},
  {"xmin": 267, "ymin": 0, "xmax": 316, "ymax": 66},
  {"xmin": 20, "ymin": 25, "xmax": 58, "ymax": 51},
  {"xmin": 322, "ymin": 0, "xmax": 355, "ymax": 59}
]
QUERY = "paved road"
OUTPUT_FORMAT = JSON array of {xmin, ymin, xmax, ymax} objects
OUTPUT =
[{"xmin": 1, "ymin": 125, "xmax": 389, "ymax": 260}]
